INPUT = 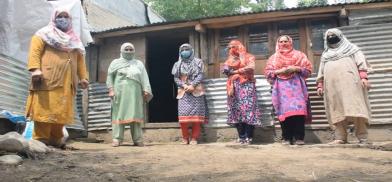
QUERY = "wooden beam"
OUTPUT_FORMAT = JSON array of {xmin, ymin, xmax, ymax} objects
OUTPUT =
[
  {"xmin": 95, "ymin": 21, "xmax": 199, "ymax": 39},
  {"xmin": 205, "ymin": 13, "xmax": 336, "ymax": 29}
]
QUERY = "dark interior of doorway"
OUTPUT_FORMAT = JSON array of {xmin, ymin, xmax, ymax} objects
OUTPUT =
[{"xmin": 147, "ymin": 35, "xmax": 188, "ymax": 123}]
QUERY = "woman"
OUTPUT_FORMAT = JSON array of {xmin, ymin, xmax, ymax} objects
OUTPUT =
[
  {"xmin": 25, "ymin": 9, "xmax": 89, "ymax": 148},
  {"xmin": 223, "ymin": 40, "xmax": 261, "ymax": 144},
  {"xmin": 264, "ymin": 35, "xmax": 312, "ymax": 145},
  {"xmin": 317, "ymin": 28, "xmax": 371, "ymax": 144},
  {"xmin": 172, "ymin": 43, "xmax": 207, "ymax": 145},
  {"xmin": 107, "ymin": 43, "xmax": 153, "ymax": 147}
]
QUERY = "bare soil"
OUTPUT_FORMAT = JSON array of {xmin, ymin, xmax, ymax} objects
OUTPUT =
[{"xmin": 1, "ymin": 141, "xmax": 391, "ymax": 182}]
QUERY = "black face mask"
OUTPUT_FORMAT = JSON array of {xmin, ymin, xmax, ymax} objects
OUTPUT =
[{"xmin": 327, "ymin": 35, "xmax": 341, "ymax": 44}]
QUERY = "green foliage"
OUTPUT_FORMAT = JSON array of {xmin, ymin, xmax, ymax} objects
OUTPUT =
[
  {"xmin": 145, "ymin": 0, "xmax": 286, "ymax": 21},
  {"xmin": 145, "ymin": 0, "xmax": 248, "ymax": 21},
  {"xmin": 297, "ymin": 0, "xmax": 328, "ymax": 7},
  {"xmin": 247, "ymin": 0, "xmax": 286, "ymax": 12}
]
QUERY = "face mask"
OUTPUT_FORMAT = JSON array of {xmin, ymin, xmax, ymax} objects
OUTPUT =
[
  {"xmin": 327, "ymin": 35, "xmax": 341, "ymax": 44},
  {"xmin": 55, "ymin": 17, "xmax": 70, "ymax": 31},
  {"xmin": 229, "ymin": 48, "xmax": 239, "ymax": 57},
  {"xmin": 122, "ymin": 52, "xmax": 134, "ymax": 60},
  {"xmin": 180, "ymin": 50, "xmax": 192, "ymax": 59}
]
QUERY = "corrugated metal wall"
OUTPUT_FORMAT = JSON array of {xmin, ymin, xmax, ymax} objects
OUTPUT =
[
  {"xmin": 203, "ymin": 76, "xmax": 273, "ymax": 127},
  {"xmin": 0, "ymin": 54, "xmax": 86, "ymax": 130},
  {"xmin": 308, "ymin": 23, "xmax": 392, "ymax": 126},
  {"xmin": 87, "ymin": 83, "xmax": 111, "ymax": 131},
  {"xmin": 87, "ymin": 76, "xmax": 274, "ymax": 130},
  {"xmin": 340, "ymin": 23, "xmax": 392, "ymax": 124},
  {"xmin": 0, "ymin": 54, "xmax": 29, "ymax": 115}
]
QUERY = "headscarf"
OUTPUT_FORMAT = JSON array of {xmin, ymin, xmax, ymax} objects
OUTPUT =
[
  {"xmin": 224, "ymin": 40, "xmax": 255, "ymax": 96},
  {"xmin": 107, "ymin": 42, "xmax": 153, "ymax": 102},
  {"xmin": 108, "ymin": 43, "xmax": 136, "ymax": 74},
  {"xmin": 265, "ymin": 35, "xmax": 312, "ymax": 80},
  {"xmin": 35, "ymin": 8, "xmax": 85, "ymax": 54},
  {"xmin": 171, "ymin": 43, "xmax": 204, "ymax": 80},
  {"xmin": 321, "ymin": 28, "xmax": 360, "ymax": 62}
]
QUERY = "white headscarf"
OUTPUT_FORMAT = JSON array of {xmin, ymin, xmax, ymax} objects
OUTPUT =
[{"xmin": 321, "ymin": 28, "xmax": 360, "ymax": 62}]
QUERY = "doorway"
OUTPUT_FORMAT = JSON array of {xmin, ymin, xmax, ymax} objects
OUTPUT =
[{"xmin": 147, "ymin": 33, "xmax": 189, "ymax": 122}]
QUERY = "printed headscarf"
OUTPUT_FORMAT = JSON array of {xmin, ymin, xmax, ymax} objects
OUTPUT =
[
  {"xmin": 171, "ymin": 43, "xmax": 204, "ymax": 80},
  {"xmin": 35, "ymin": 8, "xmax": 85, "ymax": 54},
  {"xmin": 224, "ymin": 40, "xmax": 256, "ymax": 96},
  {"xmin": 265, "ymin": 35, "xmax": 312, "ymax": 80},
  {"xmin": 321, "ymin": 28, "xmax": 360, "ymax": 62}
]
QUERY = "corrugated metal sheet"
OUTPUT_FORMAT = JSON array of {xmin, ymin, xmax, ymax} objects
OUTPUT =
[
  {"xmin": 203, "ymin": 76, "xmax": 273, "ymax": 127},
  {"xmin": 87, "ymin": 83, "xmax": 111, "ymax": 131},
  {"xmin": 341, "ymin": 23, "xmax": 392, "ymax": 124},
  {"xmin": 87, "ymin": 77, "xmax": 274, "ymax": 130},
  {"xmin": 0, "ymin": 54, "xmax": 29, "ymax": 115},
  {"xmin": 349, "ymin": 8, "xmax": 392, "ymax": 25},
  {"xmin": 308, "ymin": 23, "xmax": 392, "ymax": 126},
  {"xmin": 67, "ymin": 89, "xmax": 86, "ymax": 130},
  {"xmin": 93, "ymin": 0, "xmax": 390, "ymax": 34},
  {"xmin": 0, "ymin": 54, "xmax": 85, "ymax": 130}
]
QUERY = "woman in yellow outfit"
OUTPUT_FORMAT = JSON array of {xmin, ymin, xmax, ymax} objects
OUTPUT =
[{"xmin": 25, "ymin": 8, "xmax": 89, "ymax": 148}]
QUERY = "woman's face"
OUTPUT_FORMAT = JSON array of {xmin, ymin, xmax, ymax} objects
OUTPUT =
[
  {"xmin": 54, "ymin": 12, "xmax": 71, "ymax": 31},
  {"xmin": 278, "ymin": 36, "xmax": 290, "ymax": 50}
]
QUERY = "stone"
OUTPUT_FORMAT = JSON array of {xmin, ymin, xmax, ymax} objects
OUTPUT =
[
  {"xmin": 0, "ymin": 132, "xmax": 29, "ymax": 153},
  {"xmin": 28, "ymin": 139, "xmax": 51, "ymax": 153},
  {"xmin": 0, "ymin": 154, "xmax": 23, "ymax": 165}
]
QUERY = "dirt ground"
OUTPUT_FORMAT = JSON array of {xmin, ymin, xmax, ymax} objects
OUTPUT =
[{"xmin": 1, "ymin": 141, "xmax": 391, "ymax": 182}]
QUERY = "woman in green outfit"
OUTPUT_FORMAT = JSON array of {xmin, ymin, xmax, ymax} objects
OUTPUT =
[{"xmin": 106, "ymin": 42, "xmax": 153, "ymax": 147}]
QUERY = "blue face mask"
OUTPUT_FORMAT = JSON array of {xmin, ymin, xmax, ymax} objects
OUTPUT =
[
  {"xmin": 180, "ymin": 50, "xmax": 192, "ymax": 59},
  {"xmin": 55, "ymin": 17, "xmax": 70, "ymax": 31}
]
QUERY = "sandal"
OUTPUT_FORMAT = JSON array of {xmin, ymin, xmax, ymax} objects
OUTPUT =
[
  {"xmin": 112, "ymin": 139, "xmax": 121, "ymax": 147},
  {"xmin": 189, "ymin": 140, "xmax": 198, "ymax": 145},
  {"xmin": 295, "ymin": 140, "xmax": 305, "ymax": 145},
  {"xmin": 328, "ymin": 140, "xmax": 346, "ymax": 144},
  {"xmin": 181, "ymin": 139, "xmax": 189, "ymax": 145}
]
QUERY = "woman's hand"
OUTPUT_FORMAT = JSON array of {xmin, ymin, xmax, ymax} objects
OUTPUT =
[
  {"xmin": 184, "ymin": 85, "xmax": 195, "ymax": 93},
  {"xmin": 108, "ymin": 88, "xmax": 115, "ymax": 99},
  {"xmin": 274, "ymin": 68, "xmax": 286, "ymax": 75},
  {"xmin": 143, "ymin": 91, "xmax": 150, "ymax": 101},
  {"xmin": 316, "ymin": 88, "xmax": 324, "ymax": 97},
  {"xmin": 31, "ymin": 69, "xmax": 43, "ymax": 85},
  {"xmin": 80, "ymin": 79, "xmax": 89, "ymax": 89},
  {"xmin": 361, "ymin": 79, "xmax": 371, "ymax": 90},
  {"xmin": 286, "ymin": 66, "xmax": 301, "ymax": 73}
]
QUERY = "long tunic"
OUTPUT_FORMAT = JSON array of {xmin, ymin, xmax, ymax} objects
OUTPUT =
[
  {"xmin": 172, "ymin": 58, "xmax": 207, "ymax": 123},
  {"xmin": 317, "ymin": 51, "xmax": 371, "ymax": 125},
  {"xmin": 268, "ymin": 71, "xmax": 311, "ymax": 122},
  {"xmin": 25, "ymin": 35, "xmax": 88, "ymax": 125},
  {"xmin": 106, "ymin": 59, "xmax": 152, "ymax": 124}
]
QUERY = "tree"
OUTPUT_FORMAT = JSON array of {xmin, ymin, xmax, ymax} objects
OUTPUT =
[
  {"xmin": 145, "ymin": 0, "xmax": 248, "ymax": 21},
  {"xmin": 298, "ymin": 0, "xmax": 328, "ymax": 7},
  {"xmin": 247, "ymin": 0, "xmax": 286, "ymax": 12},
  {"xmin": 145, "ymin": 0, "xmax": 286, "ymax": 21}
]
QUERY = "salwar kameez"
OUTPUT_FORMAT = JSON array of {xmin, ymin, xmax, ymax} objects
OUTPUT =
[
  {"xmin": 265, "ymin": 35, "xmax": 312, "ymax": 144},
  {"xmin": 172, "ymin": 44, "xmax": 207, "ymax": 144},
  {"xmin": 107, "ymin": 43, "xmax": 153, "ymax": 145},
  {"xmin": 317, "ymin": 28, "xmax": 371, "ymax": 143},
  {"xmin": 223, "ymin": 40, "xmax": 261, "ymax": 144}
]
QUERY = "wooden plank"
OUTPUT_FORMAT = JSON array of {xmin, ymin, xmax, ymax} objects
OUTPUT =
[{"xmin": 95, "ymin": 21, "xmax": 199, "ymax": 38}]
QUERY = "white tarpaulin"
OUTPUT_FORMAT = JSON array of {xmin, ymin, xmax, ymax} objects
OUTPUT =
[{"xmin": 0, "ymin": 0, "xmax": 93, "ymax": 61}]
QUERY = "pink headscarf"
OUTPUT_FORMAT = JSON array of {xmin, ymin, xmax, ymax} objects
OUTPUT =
[
  {"xmin": 35, "ymin": 8, "xmax": 85, "ymax": 54},
  {"xmin": 265, "ymin": 35, "xmax": 312, "ymax": 80}
]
